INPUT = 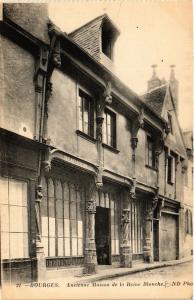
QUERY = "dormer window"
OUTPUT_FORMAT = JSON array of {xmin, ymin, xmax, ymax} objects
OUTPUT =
[
  {"xmin": 101, "ymin": 18, "xmax": 119, "ymax": 61},
  {"xmin": 167, "ymin": 113, "xmax": 173, "ymax": 134},
  {"xmin": 102, "ymin": 25, "xmax": 114, "ymax": 59}
]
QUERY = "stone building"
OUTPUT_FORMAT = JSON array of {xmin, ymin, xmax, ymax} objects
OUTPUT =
[
  {"xmin": 0, "ymin": 4, "xmax": 190, "ymax": 284},
  {"xmin": 183, "ymin": 131, "xmax": 193, "ymax": 257}
]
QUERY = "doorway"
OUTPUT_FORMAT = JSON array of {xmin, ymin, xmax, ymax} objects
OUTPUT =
[{"xmin": 95, "ymin": 207, "xmax": 110, "ymax": 265}]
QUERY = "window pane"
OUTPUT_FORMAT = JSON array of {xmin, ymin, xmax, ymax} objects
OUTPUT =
[
  {"xmin": 57, "ymin": 219, "xmax": 63, "ymax": 237},
  {"xmin": 57, "ymin": 238, "xmax": 64, "ymax": 256},
  {"xmin": 42, "ymin": 216, "xmax": 48, "ymax": 237},
  {"xmin": 111, "ymin": 239, "xmax": 115, "ymax": 255},
  {"xmin": 78, "ymin": 221, "xmax": 83, "ymax": 238},
  {"xmin": 105, "ymin": 193, "xmax": 109, "ymax": 208},
  {"xmin": 9, "ymin": 180, "xmax": 27, "ymax": 206},
  {"xmin": 78, "ymin": 95, "xmax": 83, "ymax": 131},
  {"xmin": 0, "ymin": 177, "xmax": 8, "ymax": 204},
  {"xmin": 64, "ymin": 238, "xmax": 70, "ymax": 256},
  {"xmin": 70, "ymin": 202, "xmax": 76, "ymax": 219},
  {"xmin": 10, "ymin": 206, "xmax": 28, "ymax": 233},
  {"xmin": 115, "ymin": 225, "xmax": 119, "ymax": 239},
  {"xmin": 72, "ymin": 238, "xmax": 78, "ymax": 256},
  {"xmin": 71, "ymin": 220, "xmax": 77, "ymax": 237},
  {"xmin": 49, "ymin": 198, "xmax": 55, "ymax": 218},
  {"xmin": 49, "ymin": 237, "xmax": 55, "ymax": 257},
  {"xmin": 83, "ymin": 97, "xmax": 89, "ymax": 134},
  {"xmin": 42, "ymin": 237, "xmax": 48, "ymax": 257},
  {"xmin": 0, "ymin": 204, "xmax": 9, "ymax": 232},
  {"xmin": 115, "ymin": 239, "xmax": 119, "ymax": 254},
  {"xmin": 78, "ymin": 238, "xmax": 83, "ymax": 256},
  {"xmin": 1, "ymin": 232, "xmax": 9, "ymax": 259},
  {"xmin": 64, "ymin": 219, "xmax": 70, "ymax": 237},
  {"xmin": 103, "ymin": 113, "xmax": 107, "ymax": 144},
  {"xmin": 10, "ymin": 233, "xmax": 29, "ymax": 258},
  {"xmin": 77, "ymin": 201, "xmax": 82, "ymax": 220},
  {"xmin": 56, "ymin": 200, "xmax": 63, "ymax": 219},
  {"xmin": 49, "ymin": 218, "xmax": 55, "ymax": 237},
  {"xmin": 64, "ymin": 201, "xmax": 69, "ymax": 219}
]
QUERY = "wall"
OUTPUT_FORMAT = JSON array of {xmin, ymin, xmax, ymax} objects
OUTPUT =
[
  {"xmin": 48, "ymin": 69, "xmax": 98, "ymax": 164},
  {"xmin": 0, "ymin": 35, "xmax": 36, "ymax": 139},
  {"xmin": 3, "ymin": 3, "xmax": 49, "ymax": 44}
]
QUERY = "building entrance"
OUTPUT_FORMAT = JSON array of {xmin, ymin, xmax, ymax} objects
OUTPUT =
[{"xmin": 95, "ymin": 207, "xmax": 110, "ymax": 265}]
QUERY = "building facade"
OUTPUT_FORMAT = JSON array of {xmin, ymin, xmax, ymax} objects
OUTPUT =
[{"xmin": 0, "ymin": 4, "xmax": 191, "ymax": 284}]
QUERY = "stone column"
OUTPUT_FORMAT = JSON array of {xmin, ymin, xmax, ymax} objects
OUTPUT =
[
  {"xmin": 120, "ymin": 191, "xmax": 132, "ymax": 268},
  {"xmin": 84, "ymin": 182, "xmax": 97, "ymax": 274},
  {"xmin": 143, "ymin": 202, "xmax": 153, "ymax": 263}
]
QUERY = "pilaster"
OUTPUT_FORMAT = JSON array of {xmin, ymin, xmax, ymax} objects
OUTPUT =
[{"xmin": 84, "ymin": 181, "xmax": 97, "ymax": 274}]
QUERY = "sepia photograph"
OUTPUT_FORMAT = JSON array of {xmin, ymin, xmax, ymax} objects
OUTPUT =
[{"xmin": 0, "ymin": 1, "xmax": 193, "ymax": 299}]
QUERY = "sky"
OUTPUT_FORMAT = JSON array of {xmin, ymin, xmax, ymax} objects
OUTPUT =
[{"xmin": 49, "ymin": 0, "xmax": 192, "ymax": 130}]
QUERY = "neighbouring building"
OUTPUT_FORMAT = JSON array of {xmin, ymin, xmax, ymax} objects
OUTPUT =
[
  {"xmin": 183, "ymin": 131, "xmax": 193, "ymax": 257},
  {"xmin": 0, "ymin": 3, "xmax": 191, "ymax": 284}
]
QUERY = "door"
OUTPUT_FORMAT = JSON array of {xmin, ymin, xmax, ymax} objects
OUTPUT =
[
  {"xmin": 95, "ymin": 207, "xmax": 110, "ymax": 265},
  {"xmin": 160, "ymin": 213, "xmax": 178, "ymax": 261},
  {"xmin": 153, "ymin": 219, "xmax": 159, "ymax": 261}
]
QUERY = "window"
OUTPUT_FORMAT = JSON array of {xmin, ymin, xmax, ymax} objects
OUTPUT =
[
  {"xmin": 0, "ymin": 177, "xmax": 29, "ymax": 259},
  {"xmin": 103, "ymin": 109, "xmax": 116, "ymax": 148},
  {"xmin": 146, "ymin": 136, "xmax": 156, "ymax": 168},
  {"xmin": 167, "ymin": 155, "xmax": 175, "ymax": 184},
  {"xmin": 102, "ymin": 26, "xmax": 113, "ymax": 59},
  {"xmin": 78, "ymin": 89, "xmax": 94, "ymax": 137},
  {"xmin": 41, "ymin": 178, "xmax": 84, "ymax": 257},
  {"xmin": 185, "ymin": 209, "xmax": 193, "ymax": 235},
  {"xmin": 167, "ymin": 113, "xmax": 173, "ymax": 134}
]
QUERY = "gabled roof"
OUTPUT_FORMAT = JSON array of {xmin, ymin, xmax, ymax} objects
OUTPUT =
[
  {"xmin": 142, "ymin": 84, "xmax": 168, "ymax": 116},
  {"xmin": 69, "ymin": 13, "xmax": 120, "ymax": 37}
]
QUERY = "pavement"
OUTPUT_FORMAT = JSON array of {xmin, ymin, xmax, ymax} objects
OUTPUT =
[{"xmin": 45, "ymin": 255, "xmax": 193, "ymax": 285}]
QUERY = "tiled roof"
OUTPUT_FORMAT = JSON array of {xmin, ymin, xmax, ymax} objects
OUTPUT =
[{"xmin": 142, "ymin": 84, "xmax": 168, "ymax": 116}]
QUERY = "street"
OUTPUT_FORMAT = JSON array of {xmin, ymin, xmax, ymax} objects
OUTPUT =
[{"xmin": 108, "ymin": 261, "xmax": 193, "ymax": 282}]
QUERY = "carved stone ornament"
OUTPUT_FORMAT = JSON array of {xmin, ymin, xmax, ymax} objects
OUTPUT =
[
  {"xmin": 103, "ymin": 81, "xmax": 112, "ymax": 105},
  {"xmin": 96, "ymin": 116, "xmax": 104, "ymax": 143},
  {"xmin": 87, "ymin": 200, "xmax": 96, "ymax": 213},
  {"xmin": 129, "ymin": 178, "xmax": 136, "ymax": 199},
  {"xmin": 131, "ymin": 107, "xmax": 144, "ymax": 150},
  {"xmin": 36, "ymin": 185, "xmax": 43, "ymax": 203},
  {"xmin": 121, "ymin": 209, "xmax": 130, "ymax": 245}
]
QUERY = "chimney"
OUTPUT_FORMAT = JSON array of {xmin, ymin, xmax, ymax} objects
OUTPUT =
[
  {"xmin": 147, "ymin": 65, "xmax": 161, "ymax": 91},
  {"xmin": 169, "ymin": 65, "xmax": 179, "ymax": 113}
]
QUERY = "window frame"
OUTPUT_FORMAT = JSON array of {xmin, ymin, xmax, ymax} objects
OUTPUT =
[
  {"xmin": 103, "ymin": 108, "xmax": 117, "ymax": 149},
  {"xmin": 146, "ymin": 135, "xmax": 156, "ymax": 170},
  {"xmin": 167, "ymin": 154, "xmax": 175, "ymax": 185},
  {"xmin": 0, "ymin": 176, "xmax": 30, "ymax": 260},
  {"xmin": 78, "ymin": 88, "xmax": 95, "ymax": 138}
]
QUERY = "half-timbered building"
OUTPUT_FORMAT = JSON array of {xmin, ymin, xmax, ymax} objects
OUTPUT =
[{"xmin": 0, "ymin": 3, "xmax": 190, "ymax": 284}]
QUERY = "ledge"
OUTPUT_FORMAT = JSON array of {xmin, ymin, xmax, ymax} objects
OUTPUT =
[
  {"xmin": 102, "ymin": 143, "xmax": 120, "ymax": 154},
  {"xmin": 145, "ymin": 164, "xmax": 157, "ymax": 172},
  {"xmin": 76, "ymin": 130, "xmax": 96, "ymax": 144}
]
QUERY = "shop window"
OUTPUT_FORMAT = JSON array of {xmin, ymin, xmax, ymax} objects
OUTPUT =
[
  {"xmin": 0, "ymin": 177, "xmax": 29, "ymax": 259},
  {"xmin": 146, "ymin": 136, "xmax": 156, "ymax": 168},
  {"xmin": 167, "ymin": 155, "xmax": 175, "ymax": 184},
  {"xmin": 41, "ymin": 179, "xmax": 84, "ymax": 257},
  {"xmin": 103, "ymin": 109, "xmax": 116, "ymax": 148},
  {"xmin": 78, "ymin": 89, "xmax": 94, "ymax": 137}
]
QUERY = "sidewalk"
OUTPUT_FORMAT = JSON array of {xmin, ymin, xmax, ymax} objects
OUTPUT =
[{"xmin": 45, "ymin": 255, "xmax": 192, "ymax": 285}]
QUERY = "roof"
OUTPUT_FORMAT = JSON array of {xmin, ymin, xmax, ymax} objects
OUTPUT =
[
  {"xmin": 142, "ymin": 84, "xmax": 168, "ymax": 116},
  {"xmin": 69, "ymin": 13, "xmax": 120, "ymax": 37}
]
